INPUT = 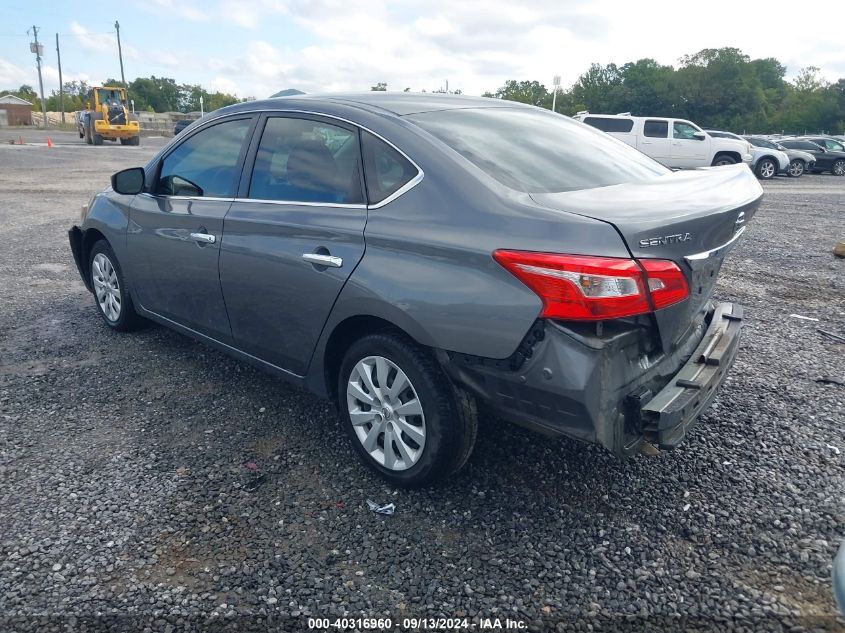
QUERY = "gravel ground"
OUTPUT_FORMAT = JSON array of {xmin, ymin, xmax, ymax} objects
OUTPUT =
[{"xmin": 0, "ymin": 133, "xmax": 843, "ymax": 632}]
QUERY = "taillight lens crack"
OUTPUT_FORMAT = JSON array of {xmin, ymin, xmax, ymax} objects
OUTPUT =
[{"xmin": 494, "ymin": 250, "xmax": 689, "ymax": 321}]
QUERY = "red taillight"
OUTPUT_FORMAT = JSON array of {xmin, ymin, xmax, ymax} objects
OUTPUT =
[
  {"xmin": 493, "ymin": 250, "xmax": 689, "ymax": 321},
  {"xmin": 639, "ymin": 258, "xmax": 689, "ymax": 310}
]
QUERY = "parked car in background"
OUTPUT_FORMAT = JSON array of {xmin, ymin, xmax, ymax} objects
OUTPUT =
[
  {"xmin": 747, "ymin": 137, "xmax": 815, "ymax": 177},
  {"xmin": 575, "ymin": 113, "xmax": 753, "ymax": 170},
  {"xmin": 706, "ymin": 130, "xmax": 788, "ymax": 179},
  {"xmin": 777, "ymin": 138, "xmax": 845, "ymax": 176},
  {"xmin": 76, "ymin": 111, "xmax": 85, "ymax": 139},
  {"xmin": 800, "ymin": 136, "xmax": 845, "ymax": 153},
  {"xmin": 68, "ymin": 94, "xmax": 762, "ymax": 486}
]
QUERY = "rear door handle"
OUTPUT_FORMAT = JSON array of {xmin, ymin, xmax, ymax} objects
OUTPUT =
[
  {"xmin": 190, "ymin": 232, "xmax": 216, "ymax": 244},
  {"xmin": 302, "ymin": 253, "xmax": 342, "ymax": 268}
]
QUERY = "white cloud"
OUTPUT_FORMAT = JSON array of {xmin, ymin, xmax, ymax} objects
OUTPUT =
[
  {"xmin": 147, "ymin": 0, "xmax": 209, "ymax": 21},
  {"xmin": 39, "ymin": 1, "xmax": 844, "ymax": 100},
  {"xmin": 69, "ymin": 22, "xmax": 140, "ymax": 60},
  {"xmin": 0, "ymin": 58, "xmax": 32, "ymax": 89}
]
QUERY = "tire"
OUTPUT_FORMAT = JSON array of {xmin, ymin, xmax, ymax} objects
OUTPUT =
[
  {"xmin": 712, "ymin": 155, "xmax": 736, "ymax": 167},
  {"xmin": 832, "ymin": 159, "xmax": 845, "ymax": 176},
  {"xmin": 129, "ymin": 135, "xmax": 140, "ymax": 146},
  {"xmin": 755, "ymin": 158, "xmax": 776, "ymax": 180},
  {"xmin": 93, "ymin": 132, "xmax": 103, "ymax": 146},
  {"xmin": 337, "ymin": 332, "xmax": 478, "ymax": 487},
  {"xmin": 119, "ymin": 138, "xmax": 129, "ymax": 145},
  {"xmin": 787, "ymin": 159, "xmax": 805, "ymax": 178},
  {"xmin": 85, "ymin": 123, "xmax": 93, "ymax": 145},
  {"xmin": 88, "ymin": 240, "xmax": 142, "ymax": 332}
]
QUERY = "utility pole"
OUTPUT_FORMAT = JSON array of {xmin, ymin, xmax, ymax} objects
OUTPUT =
[
  {"xmin": 29, "ymin": 25, "xmax": 47, "ymax": 128},
  {"xmin": 551, "ymin": 75, "xmax": 561, "ymax": 113},
  {"xmin": 115, "ymin": 21, "xmax": 126, "ymax": 87},
  {"xmin": 56, "ymin": 33, "xmax": 65, "ymax": 123}
]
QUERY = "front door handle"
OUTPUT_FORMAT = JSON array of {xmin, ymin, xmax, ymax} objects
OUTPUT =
[
  {"xmin": 190, "ymin": 232, "xmax": 216, "ymax": 244},
  {"xmin": 302, "ymin": 253, "xmax": 342, "ymax": 268}
]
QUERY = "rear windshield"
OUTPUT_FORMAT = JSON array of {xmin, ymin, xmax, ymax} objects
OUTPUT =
[{"xmin": 407, "ymin": 107, "xmax": 668, "ymax": 193}]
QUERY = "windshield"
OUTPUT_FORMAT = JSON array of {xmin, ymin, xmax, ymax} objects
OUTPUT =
[
  {"xmin": 748, "ymin": 138, "xmax": 776, "ymax": 149},
  {"xmin": 407, "ymin": 107, "xmax": 668, "ymax": 194}
]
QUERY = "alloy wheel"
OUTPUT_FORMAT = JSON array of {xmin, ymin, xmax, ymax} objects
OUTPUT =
[
  {"xmin": 788, "ymin": 160, "xmax": 804, "ymax": 177},
  {"xmin": 346, "ymin": 355, "xmax": 426, "ymax": 471},
  {"xmin": 92, "ymin": 253, "xmax": 121, "ymax": 322},
  {"xmin": 833, "ymin": 160, "xmax": 845, "ymax": 176},
  {"xmin": 759, "ymin": 160, "xmax": 775, "ymax": 179}
]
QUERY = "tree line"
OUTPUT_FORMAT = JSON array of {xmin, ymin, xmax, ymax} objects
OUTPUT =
[
  {"xmin": 2, "ymin": 76, "xmax": 243, "ymax": 113},
  {"xmin": 482, "ymin": 48, "xmax": 844, "ymax": 134}
]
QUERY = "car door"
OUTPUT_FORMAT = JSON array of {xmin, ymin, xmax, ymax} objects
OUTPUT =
[
  {"xmin": 670, "ymin": 120, "xmax": 708, "ymax": 168},
  {"xmin": 127, "ymin": 115, "xmax": 255, "ymax": 342},
  {"xmin": 219, "ymin": 114, "xmax": 369, "ymax": 375},
  {"xmin": 637, "ymin": 119, "xmax": 671, "ymax": 166}
]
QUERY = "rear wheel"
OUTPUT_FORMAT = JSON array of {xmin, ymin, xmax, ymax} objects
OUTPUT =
[
  {"xmin": 119, "ymin": 138, "xmax": 129, "ymax": 145},
  {"xmin": 755, "ymin": 158, "xmax": 776, "ymax": 180},
  {"xmin": 92, "ymin": 132, "xmax": 103, "ymax": 146},
  {"xmin": 787, "ymin": 159, "xmax": 805, "ymax": 178},
  {"xmin": 338, "ymin": 332, "xmax": 477, "ymax": 487},
  {"xmin": 88, "ymin": 240, "xmax": 142, "ymax": 332},
  {"xmin": 712, "ymin": 155, "xmax": 736, "ymax": 166},
  {"xmin": 129, "ymin": 135, "xmax": 140, "ymax": 146},
  {"xmin": 833, "ymin": 159, "xmax": 845, "ymax": 176}
]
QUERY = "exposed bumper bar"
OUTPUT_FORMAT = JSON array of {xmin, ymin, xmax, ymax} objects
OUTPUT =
[{"xmin": 641, "ymin": 302, "xmax": 743, "ymax": 448}]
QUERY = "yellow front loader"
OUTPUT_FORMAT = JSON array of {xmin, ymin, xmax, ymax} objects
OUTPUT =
[{"xmin": 81, "ymin": 86, "xmax": 140, "ymax": 146}]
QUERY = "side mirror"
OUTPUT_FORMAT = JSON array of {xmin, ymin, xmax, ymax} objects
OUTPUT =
[
  {"xmin": 692, "ymin": 131, "xmax": 706, "ymax": 141},
  {"xmin": 111, "ymin": 167, "xmax": 145, "ymax": 195}
]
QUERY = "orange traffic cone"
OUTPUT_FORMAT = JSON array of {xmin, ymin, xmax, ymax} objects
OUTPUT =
[{"xmin": 46, "ymin": 137, "xmax": 53, "ymax": 148}]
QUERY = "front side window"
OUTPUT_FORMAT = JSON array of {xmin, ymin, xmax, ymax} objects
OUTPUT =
[
  {"xmin": 157, "ymin": 118, "xmax": 252, "ymax": 197},
  {"xmin": 361, "ymin": 131, "xmax": 418, "ymax": 204},
  {"xmin": 248, "ymin": 117, "xmax": 363, "ymax": 204},
  {"xmin": 673, "ymin": 121, "xmax": 699, "ymax": 140},
  {"xmin": 822, "ymin": 139, "xmax": 844, "ymax": 151},
  {"xmin": 643, "ymin": 120, "xmax": 668, "ymax": 138},
  {"xmin": 408, "ymin": 107, "xmax": 667, "ymax": 194}
]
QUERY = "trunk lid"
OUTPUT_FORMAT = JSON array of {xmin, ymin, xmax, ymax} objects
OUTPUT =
[{"xmin": 531, "ymin": 164, "xmax": 763, "ymax": 349}]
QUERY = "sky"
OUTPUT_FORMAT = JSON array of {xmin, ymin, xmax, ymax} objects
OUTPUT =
[{"xmin": 2, "ymin": 0, "xmax": 844, "ymax": 100}]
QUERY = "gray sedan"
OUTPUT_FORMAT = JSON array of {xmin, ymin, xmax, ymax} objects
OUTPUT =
[{"xmin": 68, "ymin": 93, "xmax": 762, "ymax": 486}]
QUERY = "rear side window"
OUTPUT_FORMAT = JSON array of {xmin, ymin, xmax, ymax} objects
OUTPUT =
[
  {"xmin": 643, "ymin": 120, "xmax": 668, "ymax": 138},
  {"xmin": 361, "ymin": 131, "xmax": 418, "ymax": 204},
  {"xmin": 583, "ymin": 117, "xmax": 634, "ymax": 133},
  {"xmin": 247, "ymin": 117, "xmax": 363, "ymax": 204},
  {"xmin": 408, "ymin": 107, "xmax": 667, "ymax": 194},
  {"xmin": 157, "ymin": 118, "xmax": 252, "ymax": 197}
]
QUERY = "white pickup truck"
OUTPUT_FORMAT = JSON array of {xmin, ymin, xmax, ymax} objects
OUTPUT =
[{"xmin": 574, "ymin": 113, "xmax": 753, "ymax": 170}]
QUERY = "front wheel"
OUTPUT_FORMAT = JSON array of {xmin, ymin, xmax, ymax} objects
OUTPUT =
[
  {"xmin": 788, "ymin": 159, "xmax": 805, "ymax": 177},
  {"xmin": 755, "ymin": 158, "xmax": 776, "ymax": 180},
  {"xmin": 712, "ymin": 155, "xmax": 736, "ymax": 167},
  {"xmin": 832, "ymin": 159, "xmax": 845, "ymax": 176},
  {"xmin": 88, "ymin": 240, "xmax": 142, "ymax": 332},
  {"xmin": 338, "ymin": 332, "xmax": 477, "ymax": 487}
]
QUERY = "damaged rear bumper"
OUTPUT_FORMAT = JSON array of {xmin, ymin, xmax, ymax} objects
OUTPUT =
[
  {"xmin": 439, "ymin": 301, "xmax": 743, "ymax": 456},
  {"xmin": 640, "ymin": 302, "xmax": 742, "ymax": 448}
]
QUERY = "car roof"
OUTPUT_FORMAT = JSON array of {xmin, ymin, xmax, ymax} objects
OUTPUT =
[{"xmin": 217, "ymin": 92, "xmax": 530, "ymax": 117}]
